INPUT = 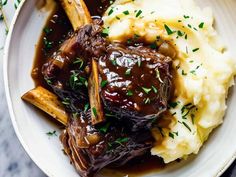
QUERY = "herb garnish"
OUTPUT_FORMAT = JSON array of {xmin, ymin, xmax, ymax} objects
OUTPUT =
[
  {"xmin": 62, "ymin": 98, "xmax": 70, "ymax": 105},
  {"xmin": 182, "ymin": 122, "xmax": 191, "ymax": 132},
  {"xmin": 155, "ymin": 69, "xmax": 163, "ymax": 83},
  {"xmin": 192, "ymin": 48, "xmax": 199, "ymax": 52},
  {"xmin": 92, "ymin": 107, "xmax": 98, "ymax": 117},
  {"xmin": 46, "ymin": 130, "xmax": 57, "ymax": 137},
  {"xmin": 199, "ymin": 22, "xmax": 204, "ymax": 28},
  {"xmin": 169, "ymin": 131, "xmax": 179, "ymax": 139},
  {"xmin": 183, "ymin": 15, "xmax": 190, "ymax": 19},
  {"xmin": 150, "ymin": 42, "xmax": 157, "ymax": 49},
  {"xmin": 137, "ymin": 59, "xmax": 142, "ymax": 67},
  {"xmin": 182, "ymin": 70, "xmax": 187, "ymax": 76},
  {"xmin": 101, "ymin": 28, "xmax": 109, "ymax": 37},
  {"xmin": 152, "ymin": 86, "xmax": 158, "ymax": 93},
  {"xmin": 127, "ymin": 90, "xmax": 133, "ymax": 96},
  {"xmin": 43, "ymin": 37, "xmax": 53, "ymax": 50},
  {"xmin": 14, "ymin": 0, "xmax": 21, "ymax": 9},
  {"xmin": 108, "ymin": 8, "xmax": 114, "ymax": 16},
  {"xmin": 101, "ymin": 80, "xmax": 108, "ymax": 88},
  {"xmin": 144, "ymin": 98, "xmax": 151, "ymax": 104},
  {"xmin": 164, "ymin": 24, "xmax": 174, "ymax": 35},
  {"xmin": 169, "ymin": 102, "xmax": 179, "ymax": 108},
  {"xmin": 125, "ymin": 68, "xmax": 131, "ymax": 75},
  {"xmin": 142, "ymin": 87, "xmax": 152, "ymax": 94},
  {"xmin": 114, "ymin": 137, "xmax": 129, "ymax": 145},
  {"xmin": 136, "ymin": 10, "xmax": 142, "ymax": 17},
  {"xmin": 0, "ymin": 14, "xmax": 3, "ymax": 21},
  {"xmin": 84, "ymin": 103, "xmax": 90, "ymax": 112},
  {"xmin": 123, "ymin": 10, "xmax": 129, "ymax": 15},
  {"xmin": 99, "ymin": 122, "xmax": 111, "ymax": 134},
  {"xmin": 169, "ymin": 132, "xmax": 174, "ymax": 139},
  {"xmin": 43, "ymin": 27, "xmax": 53, "ymax": 35},
  {"xmin": 73, "ymin": 58, "xmax": 84, "ymax": 69}
]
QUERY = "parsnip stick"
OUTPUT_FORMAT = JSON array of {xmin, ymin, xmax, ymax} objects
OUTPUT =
[
  {"xmin": 59, "ymin": 0, "xmax": 92, "ymax": 30},
  {"xmin": 88, "ymin": 60, "xmax": 105, "ymax": 125},
  {"xmin": 22, "ymin": 86, "xmax": 68, "ymax": 125}
]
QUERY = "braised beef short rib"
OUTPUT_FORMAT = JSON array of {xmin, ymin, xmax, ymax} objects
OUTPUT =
[{"xmin": 42, "ymin": 22, "xmax": 173, "ymax": 177}]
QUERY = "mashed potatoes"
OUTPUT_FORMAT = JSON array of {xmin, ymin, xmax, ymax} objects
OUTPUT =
[{"xmin": 103, "ymin": 0, "xmax": 236, "ymax": 163}]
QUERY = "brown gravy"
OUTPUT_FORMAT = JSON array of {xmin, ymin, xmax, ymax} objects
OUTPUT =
[{"xmin": 33, "ymin": 2, "xmax": 165, "ymax": 176}]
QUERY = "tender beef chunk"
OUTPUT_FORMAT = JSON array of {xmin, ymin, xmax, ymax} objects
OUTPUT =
[
  {"xmin": 42, "ymin": 22, "xmax": 106, "ymax": 112},
  {"xmin": 60, "ymin": 111, "xmax": 152, "ymax": 177},
  {"xmin": 99, "ymin": 43, "xmax": 172, "ymax": 130}
]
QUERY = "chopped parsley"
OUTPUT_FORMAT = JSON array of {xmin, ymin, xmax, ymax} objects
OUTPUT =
[
  {"xmin": 183, "ymin": 15, "xmax": 190, "ymax": 19},
  {"xmin": 169, "ymin": 131, "xmax": 179, "ymax": 139},
  {"xmin": 125, "ymin": 68, "xmax": 131, "ymax": 75},
  {"xmin": 62, "ymin": 98, "xmax": 70, "ymax": 105},
  {"xmin": 127, "ymin": 90, "xmax": 133, "ymax": 96},
  {"xmin": 43, "ymin": 37, "xmax": 53, "ymax": 50},
  {"xmin": 108, "ymin": 8, "xmax": 114, "ymax": 16},
  {"xmin": 72, "ymin": 112, "xmax": 79, "ymax": 119},
  {"xmin": 169, "ymin": 132, "xmax": 174, "ymax": 139},
  {"xmin": 43, "ymin": 27, "xmax": 53, "ymax": 35},
  {"xmin": 177, "ymin": 30, "xmax": 184, "ymax": 37},
  {"xmin": 123, "ymin": 10, "xmax": 129, "ymax": 15},
  {"xmin": 185, "ymin": 34, "xmax": 188, "ymax": 40},
  {"xmin": 182, "ymin": 122, "xmax": 192, "ymax": 132},
  {"xmin": 155, "ymin": 69, "xmax": 163, "ymax": 83},
  {"xmin": 114, "ymin": 137, "xmax": 129, "ymax": 145},
  {"xmin": 73, "ymin": 58, "xmax": 84, "ymax": 69},
  {"xmin": 137, "ymin": 59, "xmax": 142, "ymax": 67},
  {"xmin": 1, "ymin": 0, "xmax": 8, "ymax": 6},
  {"xmin": 150, "ymin": 42, "xmax": 157, "ymax": 49},
  {"xmin": 92, "ymin": 107, "xmax": 98, "ymax": 117},
  {"xmin": 116, "ymin": 16, "xmax": 120, "ymax": 20},
  {"xmin": 101, "ymin": 28, "xmax": 109, "ymax": 37},
  {"xmin": 99, "ymin": 122, "xmax": 111, "ymax": 134},
  {"xmin": 152, "ymin": 86, "xmax": 158, "ymax": 93},
  {"xmin": 0, "ymin": 14, "xmax": 4, "ymax": 21},
  {"xmin": 164, "ymin": 24, "xmax": 174, "ymax": 35},
  {"xmin": 69, "ymin": 71, "xmax": 79, "ymax": 89},
  {"xmin": 182, "ymin": 70, "xmax": 187, "ymax": 76},
  {"xmin": 169, "ymin": 102, "xmax": 179, "ymax": 108},
  {"xmin": 136, "ymin": 10, "xmax": 142, "ymax": 17},
  {"xmin": 84, "ymin": 103, "xmax": 90, "ymax": 112},
  {"xmin": 101, "ymin": 80, "xmax": 108, "ymax": 88},
  {"xmin": 199, "ymin": 22, "xmax": 204, "ymax": 29},
  {"xmin": 46, "ymin": 130, "xmax": 57, "ymax": 137},
  {"xmin": 45, "ymin": 78, "xmax": 52, "ymax": 85},
  {"xmin": 142, "ymin": 87, "xmax": 152, "ymax": 94},
  {"xmin": 144, "ymin": 98, "xmax": 151, "ymax": 104},
  {"xmin": 192, "ymin": 48, "xmax": 200, "ymax": 52}
]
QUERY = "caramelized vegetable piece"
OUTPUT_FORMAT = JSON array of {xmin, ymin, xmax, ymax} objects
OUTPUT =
[
  {"xmin": 60, "ymin": 0, "xmax": 105, "ymax": 125},
  {"xmin": 88, "ymin": 59, "xmax": 105, "ymax": 125},
  {"xmin": 22, "ymin": 86, "xmax": 68, "ymax": 125},
  {"xmin": 59, "ymin": 0, "xmax": 92, "ymax": 30}
]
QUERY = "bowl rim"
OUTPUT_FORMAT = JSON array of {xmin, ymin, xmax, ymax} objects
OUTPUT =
[{"xmin": 3, "ymin": 0, "xmax": 236, "ymax": 177}]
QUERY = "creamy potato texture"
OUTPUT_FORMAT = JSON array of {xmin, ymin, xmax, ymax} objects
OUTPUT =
[{"xmin": 103, "ymin": 0, "xmax": 236, "ymax": 163}]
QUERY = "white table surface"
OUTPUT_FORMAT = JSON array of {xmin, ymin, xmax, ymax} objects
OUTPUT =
[
  {"xmin": 0, "ymin": 1, "xmax": 46, "ymax": 177},
  {"xmin": 0, "ymin": 1, "xmax": 235, "ymax": 177}
]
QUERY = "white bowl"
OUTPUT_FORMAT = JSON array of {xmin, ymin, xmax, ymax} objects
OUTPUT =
[{"xmin": 3, "ymin": 0, "xmax": 236, "ymax": 177}]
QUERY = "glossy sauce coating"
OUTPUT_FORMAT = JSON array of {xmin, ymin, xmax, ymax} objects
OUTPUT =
[{"xmin": 99, "ymin": 43, "xmax": 172, "ymax": 118}]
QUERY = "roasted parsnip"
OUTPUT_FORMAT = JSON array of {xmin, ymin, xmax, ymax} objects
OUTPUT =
[{"xmin": 22, "ymin": 86, "xmax": 68, "ymax": 125}]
